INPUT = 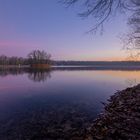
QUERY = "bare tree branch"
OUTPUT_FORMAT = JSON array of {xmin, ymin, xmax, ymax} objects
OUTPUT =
[{"xmin": 61, "ymin": 0, "xmax": 140, "ymax": 59}]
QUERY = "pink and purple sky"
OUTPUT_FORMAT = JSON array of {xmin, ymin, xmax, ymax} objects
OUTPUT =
[{"xmin": 0, "ymin": 0, "xmax": 129, "ymax": 61}]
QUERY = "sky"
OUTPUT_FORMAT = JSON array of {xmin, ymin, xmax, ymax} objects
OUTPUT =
[{"xmin": 0, "ymin": 0, "xmax": 130, "ymax": 61}]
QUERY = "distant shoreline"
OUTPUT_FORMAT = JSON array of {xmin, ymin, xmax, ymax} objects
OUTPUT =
[
  {"xmin": 1, "ymin": 64, "xmax": 140, "ymax": 70},
  {"xmin": 52, "ymin": 65, "xmax": 140, "ymax": 70},
  {"xmin": 0, "ymin": 65, "xmax": 30, "ymax": 68}
]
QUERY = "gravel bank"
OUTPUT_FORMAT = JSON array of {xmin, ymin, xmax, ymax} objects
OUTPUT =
[{"xmin": 86, "ymin": 84, "xmax": 140, "ymax": 140}]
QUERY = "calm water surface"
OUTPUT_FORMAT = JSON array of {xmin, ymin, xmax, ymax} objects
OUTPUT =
[{"xmin": 0, "ymin": 68, "xmax": 140, "ymax": 139}]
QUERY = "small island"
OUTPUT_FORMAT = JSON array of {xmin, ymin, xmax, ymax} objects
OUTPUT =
[{"xmin": 28, "ymin": 50, "xmax": 51, "ymax": 69}]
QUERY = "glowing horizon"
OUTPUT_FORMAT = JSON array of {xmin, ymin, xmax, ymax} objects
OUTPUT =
[{"xmin": 0, "ymin": 0, "xmax": 130, "ymax": 61}]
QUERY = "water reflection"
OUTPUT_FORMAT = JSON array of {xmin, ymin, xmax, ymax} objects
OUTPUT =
[
  {"xmin": 0, "ymin": 68, "xmax": 52, "ymax": 82},
  {"xmin": 28, "ymin": 69, "xmax": 51, "ymax": 82},
  {"xmin": 0, "ymin": 68, "xmax": 140, "ymax": 139},
  {"xmin": 0, "ymin": 68, "xmax": 26, "ymax": 77}
]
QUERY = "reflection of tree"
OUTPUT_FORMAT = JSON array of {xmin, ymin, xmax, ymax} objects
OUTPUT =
[
  {"xmin": 0, "ymin": 68, "xmax": 52, "ymax": 82},
  {"xmin": 0, "ymin": 68, "xmax": 26, "ymax": 77},
  {"xmin": 28, "ymin": 69, "xmax": 52, "ymax": 82}
]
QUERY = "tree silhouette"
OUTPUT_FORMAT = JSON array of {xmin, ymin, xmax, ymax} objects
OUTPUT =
[
  {"xmin": 128, "ymin": 1, "xmax": 140, "ymax": 48},
  {"xmin": 62, "ymin": 0, "xmax": 140, "ymax": 57},
  {"xmin": 28, "ymin": 50, "xmax": 51, "ymax": 65},
  {"xmin": 62, "ymin": 0, "xmax": 135, "ymax": 31},
  {"xmin": 122, "ymin": 0, "xmax": 140, "ymax": 59}
]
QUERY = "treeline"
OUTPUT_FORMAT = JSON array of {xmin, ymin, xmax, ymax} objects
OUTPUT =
[
  {"xmin": 0, "ymin": 50, "xmax": 51, "ymax": 66},
  {"xmin": 0, "ymin": 55, "xmax": 29, "ymax": 65},
  {"xmin": 0, "ymin": 55, "xmax": 51, "ymax": 66},
  {"xmin": 52, "ymin": 61, "xmax": 140, "ymax": 66},
  {"xmin": 1, "ymin": 53, "xmax": 140, "ymax": 66}
]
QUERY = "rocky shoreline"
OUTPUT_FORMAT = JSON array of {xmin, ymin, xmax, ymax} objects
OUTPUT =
[{"xmin": 85, "ymin": 84, "xmax": 140, "ymax": 140}]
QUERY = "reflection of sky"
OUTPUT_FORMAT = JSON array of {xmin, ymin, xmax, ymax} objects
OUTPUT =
[
  {"xmin": 0, "ymin": 0, "xmax": 129, "ymax": 60},
  {"xmin": 0, "ymin": 70, "xmax": 140, "ymax": 127},
  {"xmin": 0, "ymin": 70, "xmax": 140, "ymax": 97}
]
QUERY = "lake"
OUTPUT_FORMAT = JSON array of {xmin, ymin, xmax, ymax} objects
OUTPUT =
[{"xmin": 0, "ymin": 68, "xmax": 140, "ymax": 139}]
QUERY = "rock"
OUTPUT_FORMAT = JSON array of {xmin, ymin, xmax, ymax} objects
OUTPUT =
[{"xmin": 85, "ymin": 84, "xmax": 140, "ymax": 139}]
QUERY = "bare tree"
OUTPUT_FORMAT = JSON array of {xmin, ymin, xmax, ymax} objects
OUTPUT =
[
  {"xmin": 61, "ymin": 0, "xmax": 136, "ymax": 32},
  {"xmin": 121, "ymin": 0, "xmax": 140, "ymax": 59},
  {"xmin": 128, "ymin": 1, "xmax": 140, "ymax": 47},
  {"xmin": 61, "ymin": 0, "xmax": 140, "ymax": 59},
  {"xmin": 28, "ymin": 50, "xmax": 51, "ymax": 64}
]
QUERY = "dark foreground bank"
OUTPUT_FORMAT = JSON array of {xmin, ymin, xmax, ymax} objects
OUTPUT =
[{"xmin": 85, "ymin": 84, "xmax": 140, "ymax": 140}]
